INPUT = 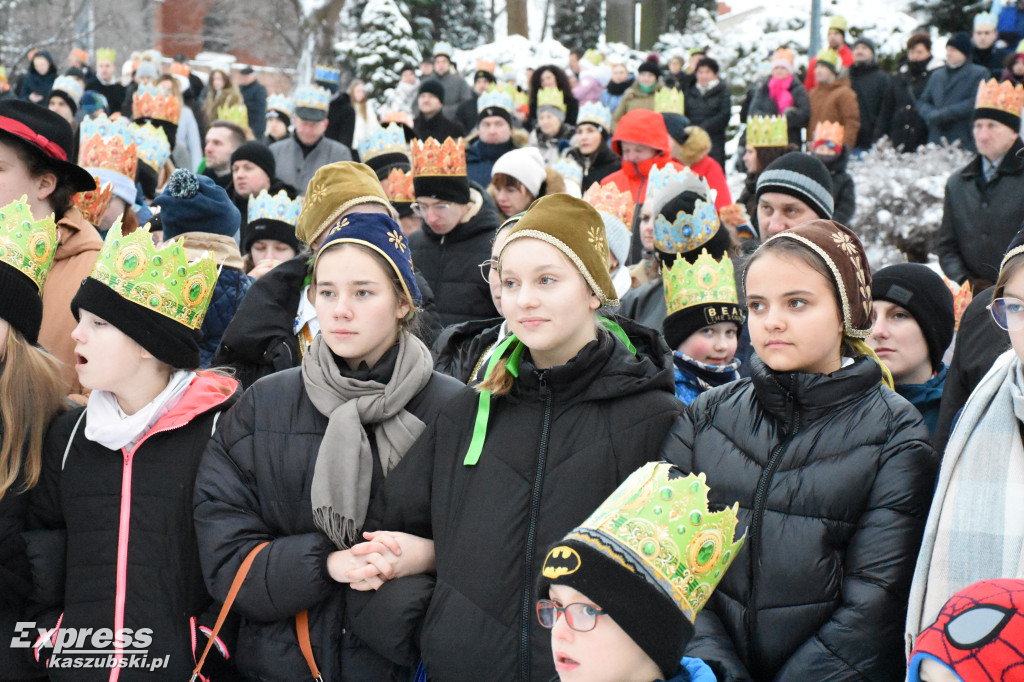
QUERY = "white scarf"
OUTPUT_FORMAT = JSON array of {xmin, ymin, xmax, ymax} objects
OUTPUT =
[{"xmin": 84, "ymin": 370, "xmax": 196, "ymax": 452}]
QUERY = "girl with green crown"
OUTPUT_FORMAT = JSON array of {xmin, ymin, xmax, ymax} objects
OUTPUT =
[
  {"xmin": 0, "ymin": 197, "xmax": 68, "ymax": 678},
  {"xmin": 25, "ymin": 220, "xmax": 241, "ymax": 680}
]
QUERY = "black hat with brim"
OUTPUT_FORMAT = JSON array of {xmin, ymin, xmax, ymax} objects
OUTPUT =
[{"xmin": 0, "ymin": 100, "xmax": 96, "ymax": 192}]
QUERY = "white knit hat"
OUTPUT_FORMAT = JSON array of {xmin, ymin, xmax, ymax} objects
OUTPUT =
[
  {"xmin": 492, "ymin": 147, "xmax": 547, "ymax": 197},
  {"xmin": 601, "ymin": 211, "xmax": 632, "ymax": 272}
]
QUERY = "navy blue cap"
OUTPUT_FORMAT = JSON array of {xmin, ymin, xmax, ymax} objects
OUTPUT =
[{"xmin": 154, "ymin": 168, "xmax": 241, "ymax": 241}]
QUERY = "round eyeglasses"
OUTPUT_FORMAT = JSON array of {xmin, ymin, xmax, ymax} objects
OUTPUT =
[
  {"xmin": 411, "ymin": 202, "xmax": 452, "ymax": 218},
  {"xmin": 478, "ymin": 258, "xmax": 497, "ymax": 283},
  {"xmin": 536, "ymin": 599, "xmax": 607, "ymax": 632},
  {"xmin": 988, "ymin": 297, "xmax": 1024, "ymax": 331}
]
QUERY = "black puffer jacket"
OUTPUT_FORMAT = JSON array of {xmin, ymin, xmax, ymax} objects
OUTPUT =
[
  {"xmin": 431, "ymin": 317, "xmax": 505, "ymax": 383},
  {"xmin": 566, "ymin": 143, "xmax": 622, "ymax": 193},
  {"xmin": 408, "ymin": 186, "xmax": 501, "ymax": 327},
  {"xmin": 819, "ymin": 150, "xmax": 856, "ymax": 226},
  {"xmin": 660, "ymin": 355, "xmax": 936, "ymax": 682},
  {"xmin": 848, "ymin": 61, "xmax": 894, "ymax": 150},
  {"xmin": 193, "ymin": 353, "xmax": 466, "ymax": 682},
  {"xmin": 349, "ymin": 320, "xmax": 683, "ymax": 681},
  {"xmin": 685, "ymin": 80, "xmax": 731, "ymax": 166},
  {"xmin": 889, "ymin": 59, "xmax": 934, "ymax": 153}
]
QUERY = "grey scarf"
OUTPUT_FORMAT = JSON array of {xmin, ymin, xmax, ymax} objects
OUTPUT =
[{"xmin": 302, "ymin": 331, "xmax": 433, "ymax": 548}]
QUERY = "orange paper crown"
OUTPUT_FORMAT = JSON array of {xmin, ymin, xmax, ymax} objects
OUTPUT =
[
  {"xmin": 132, "ymin": 84, "xmax": 181, "ymax": 124},
  {"xmin": 476, "ymin": 59, "xmax": 496, "ymax": 73},
  {"xmin": 583, "ymin": 182, "xmax": 635, "ymax": 228},
  {"xmin": 73, "ymin": 178, "xmax": 114, "ymax": 227},
  {"xmin": 386, "ymin": 168, "xmax": 415, "ymax": 203},
  {"xmin": 975, "ymin": 78, "xmax": 1024, "ymax": 117},
  {"xmin": 410, "ymin": 137, "xmax": 467, "ymax": 178},
  {"xmin": 943, "ymin": 277, "xmax": 973, "ymax": 331},
  {"xmin": 170, "ymin": 62, "xmax": 190, "ymax": 77},
  {"xmin": 78, "ymin": 133, "xmax": 138, "ymax": 181},
  {"xmin": 812, "ymin": 121, "xmax": 845, "ymax": 146}
]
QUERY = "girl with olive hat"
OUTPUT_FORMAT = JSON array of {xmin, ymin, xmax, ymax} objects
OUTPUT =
[
  {"xmin": 194, "ymin": 212, "xmax": 464, "ymax": 681},
  {"xmin": 347, "ymin": 194, "xmax": 682, "ymax": 680}
]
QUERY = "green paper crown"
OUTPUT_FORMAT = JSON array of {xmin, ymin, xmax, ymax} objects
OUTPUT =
[
  {"xmin": 566, "ymin": 462, "xmax": 744, "ymax": 622},
  {"xmin": 662, "ymin": 248, "xmax": 740, "ymax": 317},
  {"xmin": 90, "ymin": 221, "xmax": 218, "ymax": 330},
  {"xmin": 746, "ymin": 115, "xmax": 788, "ymax": 148},
  {"xmin": 0, "ymin": 196, "xmax": 57, "ymax": 292},
  {"xmin": 655, "ymin": 88, "xmax": 685, "ymax": 114},
  {"xmin": 537, "ymin": 87, "xmax": 566, "ymax": 112}
]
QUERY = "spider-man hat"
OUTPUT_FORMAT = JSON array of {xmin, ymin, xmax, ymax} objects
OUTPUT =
[{"xmin": 908, "ymin": 579, "xmax": 1024, "ymax": 682}]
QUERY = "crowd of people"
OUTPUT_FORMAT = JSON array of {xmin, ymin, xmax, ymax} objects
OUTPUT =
[{"xmin": 2, "ymin": 7, "xmax": 1024, "ymax": 681}]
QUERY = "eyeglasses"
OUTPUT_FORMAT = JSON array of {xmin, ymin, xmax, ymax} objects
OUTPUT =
[
  {"xmin": 478, "ymin": 258, "xmax": 497, "ymax": 283},
  {"xmin": 536, "ymin": 599, "xmax": 606, "ymax": 632},
  {"xmin": 411, "ymin": 202, "xmax": 452, "ymax": 218},
  {"xmin": 988, "ymin": 297, "xmax": 1024, "ymax": 330}
]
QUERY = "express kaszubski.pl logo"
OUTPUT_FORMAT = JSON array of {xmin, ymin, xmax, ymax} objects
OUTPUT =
[{"xmin": 11, "ymin": 622, "xmax": 170, "ymax": 671}]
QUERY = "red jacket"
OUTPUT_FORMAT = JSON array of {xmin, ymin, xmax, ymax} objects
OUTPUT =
[
  {"xmin": 804, "ymin": 44, "xmax": 854, "ymax": 91},
  {"xmin": 600, "ymin": 109, "xmax": 684, "ymax": 204},
  {"xmin": 688, "ymin": 154, "xmax": 732, "ymax": 211}
]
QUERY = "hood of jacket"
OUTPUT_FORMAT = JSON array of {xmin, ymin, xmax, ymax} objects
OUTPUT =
[
  {"xmin": 611, "ymin": 108, "xmax": 671, "ymax": 156},
  {"xmin": 56, "ymin": 207, "xmax": 104, "ymax": 262},
  {"xmin": 674, "ymin": 125, "xmax": 712, "ymax": 166},
  {"xmin": 179, "ymin": 231, "xmax": 245, "ymax": 270}
]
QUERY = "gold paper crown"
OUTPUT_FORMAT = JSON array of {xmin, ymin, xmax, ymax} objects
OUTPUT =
[
  {"xmin": 975, "ymin": 78, "xmax": 1024, "ymax": 117},
  {"xmin": 96, "ymin": 48, "xmax": 116, "ymax": 64},
  {"xmin": 73, "ymin": 178, "xmax": 114, "ymax": 228},
  {"xmin": 217, "ymin": 104, "xmax": 249, "ymax": 128},
  {"xmin": 655, "ymin": 88, "xmax": 685, "ymax": 114},
  {"xmin": 663, "ymin": 248, "xmax": 741, "ymax": 317},
  {"xmin": 386, "ymin": 168, "xmax": 415, "ymax": 203},
  {"xmin": 558, "ymin": 462, "xmax": 744, "ymax": 622},
  {"xmin": 0, "ymin": 196, "xmax": 58, "ymax": 292},
  {"xmin": 132, "ymin": 84, "xmax": 181, "ymax": 124},
  {"xmin": 812, "ymin": 121, "xmax": 844, "ymax": 146},
  {"xmin": 943, "ymin": 277, "xmax": 973, "ymax": 331},
  {"xmin": 583, "ymin": 182, "xmax": 635, "ymax": 229},
  {"xmin": 746, "ymin": 115, "xmax": 788, "ymax": 148},
  {"xmin": 410, "ymin": 137, "xmax": 467, "ymax": 178},
  {"xmin": 90, "ymin": 221, "xmax": 218, "ymax": 330},
  {"xmin": 537, "ymin": 87, "xmax": 566, "ymax": 112},
  {"xmin": 78, "ymin": 133, "xmax": 138, "ymax": 181}
]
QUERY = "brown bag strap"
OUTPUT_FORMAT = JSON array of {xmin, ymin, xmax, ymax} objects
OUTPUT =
[
  {"xmin": 296, "ymin": 610, "xmax": 323, "ymax": 681},
  {"xmin": 190, "ymin": 541, "xmax": 269, "ymax": 682}
]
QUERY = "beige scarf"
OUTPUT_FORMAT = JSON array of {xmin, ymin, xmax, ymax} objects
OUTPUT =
[{"xmin": 302, "ymin": 331, "xmax": 433, "ymax": 549}]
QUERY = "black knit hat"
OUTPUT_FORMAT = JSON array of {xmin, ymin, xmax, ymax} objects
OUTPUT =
[
  {"xmin": 0, "ymin": 264, "xmax": 43, "ymax": 345},
  {"xmin": 755, "ymin": 152, "xmax": 834, "ymax": 219},
  {"xmin": 474, "ymin": 69, "xmax": 497, "ymax": 84},
  {"xmin": 947, "ymin": 32, "xmax": 973, "ymax": 59},
  {"xmin": 243, "ymin": 216, "xmax": 301, "ymax": 255},
  {"xmin": 661, "ymin": 113, "xmax": 691, "ymax": 145},
  {"xmin": 638, "ymin": 59, "xmax": 660, "ymax": 77},
  {"xmin": 231, "ymin": 141, "xmax": 275, "ymax": 184},
  {"xmin": 871, "ymin": 263, "xmax": 955, "ymax": 371},
  {"xmin": 418, "ymin": 80, "xmax": 445, "ymax": 104}
]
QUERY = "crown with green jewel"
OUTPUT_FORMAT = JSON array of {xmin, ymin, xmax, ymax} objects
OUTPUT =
[
  {"xmin": 89, "ymin": 220, "xmax": 218, "ymax": 330},
  {"xmin": 654, "ymin": 195, "xmax": 720, "ymax": 254},
  {"xmin": 663, "ymin": 248, "xmax": 740, "ymax": 317},
  {"xmin": 0, "ymin": 196, "xmax": 58, "ymax": 292},
  {"xmin": 248, "ymin": 189, "xmax": 302, "ymax": 227},
  {"xmin": 562, "ymin": 462, "xmax": 744, "ymax": 622},
  {"xmin": 746, "ymin": 115, "xmax": 788, "ymax": 148},
  {"xmin": 655, "ymin": 88, "xmax": 685, "ymax": 114}
]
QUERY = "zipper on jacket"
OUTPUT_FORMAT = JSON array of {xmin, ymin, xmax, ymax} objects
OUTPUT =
[
  {"xmin": 520, "ymin": 372, "xmax": 552, "ymax": 681},
  {"xmin": 744, "ymin": 377, "xmax": 802, "ymax": 647}
]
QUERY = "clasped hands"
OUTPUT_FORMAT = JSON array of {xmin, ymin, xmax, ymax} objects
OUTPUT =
[{"xmin": 327, "ymin": 531, "xmax": 435, "ymax": 591}]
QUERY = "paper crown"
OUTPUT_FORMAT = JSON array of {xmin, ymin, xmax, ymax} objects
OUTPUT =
[
  {"xmin": 217, "ymin": 104, "xmax": 248, "ymax": 128},
  {"xmin": 130, "ymin": 122, "xmax": 171, "ymax": 171},
  {"xmin": 90, "ymin": 221, "xmax": 217, "ymax": 330},
  {"xmin": 78, "ymin": 133, "xmax": 138, "ymax": 181},
  {"xmin": 816, "ymin": 48, "xmax": 842, "ymax": 71},
  {"xmin": 169, "ymin": 62, "xmax": 190, "ymax": 78},
  {"xmin": 553, "ymin": 156, "xmax": 583, "ymax": 187},
  {"xmin": 812, "ymin": 121, "xmax": 844, "ymax": 146},
  {"xmin": 577, "ymin": 101, "xmax": 613, "ymax": 131},
  {"xmin": 655, "ymin": 88, "xmax": 685, "ymax": 115},
  {"xmin": 314, "ymin": 64, "xmax": 340, "ymax": 84},
  {"xmin": 582, "ymin": 48, "xmax": 604, "ymax": 66},
  {"xmin": 0, "ymin": 196, "xmax": 58, "ymax": 292},
  {"xmin": 294, "ymin": 84, "xmax": 331, "ymax": 112},
  {"xmin": 433, "ymin": 41, "xmax": 454, "ymax": 57},
  {"xmin": 81, "ymin": 112, "xmax": 133, "ymax": 145},
  {"xmin": 132, "ymin": 84, "xmax": 181, "ymax": 124},
  {"xmin": 943, "ymin": 277, "xmax": 973, "ymax": 332},
  {"xmin": 476, "ymin": 59, "xmax": 496, "ymax": 73},
  {"xmin": 976, "ymin": 78, "xmax": 1024, "ymax": 117},
  {"xmin": 73, "ymin": 179, "xmax": 114, "ymax": 228},
  {"xmin": 746, "ymin": 115, "xmax": 788, "ymax": 148},
  {"xmin": 248, "ymin": 189, "xmax": 302, "ymax": 227},
  {"xmin": 583, "ymin": 182, "xmax": 635, "ymax": 229},
  {"xmin": 561, "ymin": 462, "xmax": 744, "ymax": 622},
  {"xmin": 411, "ymin": 137, "xmax": 467, "ymax": 178},
  {"xmin": 537, "ymin": 87, "xmax": 566, "ymax": 112},
  {"xmin": 267, "ymin": 93, "xmax": 293, "ymax": 117},
  {"xmin": 96, "ymin": 48, "xmax": 116, "ymax": 64},
  {"xmin": 663, "ymin": 248, "xmax": 740, "ymax": 317},
  {"xmin": 477, "ymin": 86, "xmax": 515, "ymax": 115},
  {"xmin": 514, "ymin": 90, "xmax": 529, "ymax": 108},
  {"xmin": 358, "ymin": 122, "xmax": 409, "ymax": 163},
  {"xmin": 386, "ymin": 168, "xmax": 415, "ymax": 203},
  {"xmin": 51, "ymin": 75, "xmax": 83, "ymax": 105},
  {"xmin": 647, "ymin": 164, "xmax": 709, "ymax": 201},
  {"xmin": 655, "ymin": 196, "xmax": 721, "ymax": 254}
]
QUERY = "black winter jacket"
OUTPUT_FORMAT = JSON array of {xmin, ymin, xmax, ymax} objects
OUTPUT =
[
  {"xmin": 325, "ymin": 92, "xmax": 356, "ymax": 149},
  {"xmin": 660, "ymin": 355, "xmax": 936, "ymax": 682},
  {"xmin": 685, "ymin": 81, "xmax": 731, "ymax": 166},
  {"xmin": 349, "ymin": 321, "xmax": 682, "ymax": 681},
  {"xmin": 466, "ymin": 138, "xmax": 518, "ymax": 188},
  {"xmin": 412, "ymin": 113, "xmax": 465, "ymax": 143},
  {"xmin": 25, "ymin": 375, "xmax": 240, "ymax": 681},
  {"xmin": 565, "ymin": 144, "xmax": 622, "ymax": 193},
  {"xmin": 937, "ymin": 137, "xmax": 1024, "ymax": 286},
  {"xmin": 431, "ymin": 317, "xmax": 505, "ymax": 383},
  {"xmin": 819, "ymin": 150, "xmax": 856, "ymax": 226},
  {"xmin": 848, "ymin": 62, "xmax": 894, "ymax": 150},
  {"xmin": 745, "ymin": 77, "xmax": 810, "ymax": 146},
  {"xmin": 889, "ymin": 59, "xmax": 934, "ymax": 152},
  {"xmin": 193, "ymin": 356, "xmax": 467, "ymax": 682},
  {"xmin": 408, "ymin": 186, "xmax": 501, "ymax": 327},
  {"xmin": 618, "ymin": 279, "xmax": 665, "ymax": 330}
]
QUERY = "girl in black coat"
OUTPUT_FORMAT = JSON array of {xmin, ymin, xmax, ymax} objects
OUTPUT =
[
  {"xmin": 660, "ymin": 220, "xmax": 936, "ymax": 682},
  {"xmin": 347, "ymin": 195, "xmax": 683, "ymax": 681},
  {"xmin": 193, "ymin": 212, "xmax": 465, "ymax": 682}
]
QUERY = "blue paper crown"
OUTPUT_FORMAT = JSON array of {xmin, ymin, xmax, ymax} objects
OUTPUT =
[
  {"xmin": 358, "ymin": 122, "xmax": 409, "ymax": 163},
  {"xmin": 577, "ymin": 101, "xmax": 613, "ymax": 131},
  {"xmin": 314, "ymin": 64, "xmax": 340, "ymax": 84},
  {"xmin": 130, "ymin": 122, "xmax": 171, "ymax": 171},
  {"xmin": 316, "ymin": 212, "xmax": 422, "ymax": 306},
  {"xmin": 477, "ymin": 86, "xmax": 514, "ymax": 115},
  {"xmin": 647, "ymin": 163, "xmax": 695, "ymax": 198},
  {"xmin": 654, "ymin": 198, "xmax": 721, "ymax": 254},
  {"xmin": 267, "ymin": 93, "xmax": 293, "ymax": 117},
  {"xmin": 553, "ymin": 156, "xmax": 583, "ymax": 186},
  {"xmin": 81, "ymin": 112, "xmax": 133, "ymax": 145},
  {"xmin": 294, "ymin": 84, "xmax": 331, "ymax": 112},
  {"xmin": 248, "ymin": 189, "xmax": 302, "ymax": 227}
]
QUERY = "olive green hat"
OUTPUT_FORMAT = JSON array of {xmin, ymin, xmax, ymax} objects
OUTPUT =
[{"xmin": 296, "ymin": 161, "xmax": 397, "ymax": 246}]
